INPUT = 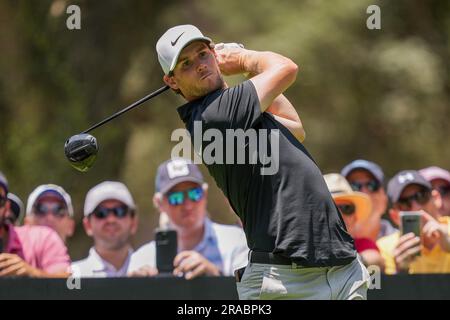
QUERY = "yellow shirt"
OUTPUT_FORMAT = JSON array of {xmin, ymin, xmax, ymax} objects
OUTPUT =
[{"xmin": 377, "ymin": 216, "xmax": 450, "ymax": 274}]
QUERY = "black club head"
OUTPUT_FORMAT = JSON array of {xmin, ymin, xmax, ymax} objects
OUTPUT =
[{"xmin": 64, "ymin": 133, "xmax": 98, "ymax": 172}]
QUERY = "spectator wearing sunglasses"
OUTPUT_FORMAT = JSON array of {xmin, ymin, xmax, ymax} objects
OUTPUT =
[
  {"xmin": 71, "ymin": 181, "xmax": 138, "ymax": 277},
  {"xmin": 0, "ymin": 171, "xmax": 71, "ymax": 277},
  {"xmin": 377, "ymin": 170, "xmax": 450, "ymax": 274},
  {"xmin": 128, "ymin": 158, "xmax": 249, "ymax": 279},
  {"xmin": 324, "ymin": 174, "xmax": 384, "ymax": 270},
  {"xmin": 419, "ymin": 166, "xmax": 450, "ymax": 217},
  {"xmin": 25, "ymin": 184, "xmax": 75, "ymax": 243},
  {"xmin": 341, "ymin": 159, "xmax": 396, "ymax": 241}
]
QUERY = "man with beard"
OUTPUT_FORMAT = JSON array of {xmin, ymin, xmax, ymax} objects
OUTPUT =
[{"xmin": 71, "ymin": 181, "xmax": 138, "ymax": 277}]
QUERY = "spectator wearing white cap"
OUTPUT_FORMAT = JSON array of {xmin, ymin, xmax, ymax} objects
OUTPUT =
[
  {"xmin": 71, "ymin": 181, "xmax": 138, "ymax": 277},
  {"xmin": 341, "ymin": 159, "xmax": 396, "ymax": 240},
  {"xmin": 128, "ymin": 158, "xmax": 249, "ymax": 279},
  {"xmin": 420, "ymin": 166, "xmax": 450, "ymax": 217},
  {"xmin": 25, "ymin": 184, "xmax": 75, "ymax": 243},
  {"xmin": 377, "ymin": 170, "xmax": 450, "ymax": 274}
]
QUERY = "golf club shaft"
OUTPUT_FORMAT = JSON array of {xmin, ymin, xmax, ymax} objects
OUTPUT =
[{"xmin": 82, "ymin": 85, "xmax": 170, "ymax": 134}]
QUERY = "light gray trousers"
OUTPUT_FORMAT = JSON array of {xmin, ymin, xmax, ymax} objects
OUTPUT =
[{"xmin": 236, "ymin": 256, "xmax": 370, "ymax": 300}]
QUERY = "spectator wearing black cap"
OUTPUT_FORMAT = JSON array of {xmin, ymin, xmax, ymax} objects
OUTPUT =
[
  {"xmin": 0, "ymin": 171, "xmax": 70, "ymax": 277},
  {"xmin": 342, "ymin": 159, "xmax": 396, "ymax": 240},
  {"xmin": 377, "ymin": 170, "xmax": 450, "ymax": 274},
  {"xmin": 128, "ymin": 158, "xmax": 249, "ymax": 279}
]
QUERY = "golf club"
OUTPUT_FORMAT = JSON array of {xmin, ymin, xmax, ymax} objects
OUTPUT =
[{"xmin": 65, "ymin": 85, "xmax": 170, "ymax": 172}]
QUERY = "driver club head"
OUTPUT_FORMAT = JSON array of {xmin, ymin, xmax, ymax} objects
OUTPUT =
[{"xmin": 64, "ymin": 133, "xmax": 98, "ymax": 172}]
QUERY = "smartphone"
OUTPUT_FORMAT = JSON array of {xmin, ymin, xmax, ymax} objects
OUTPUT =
[
  {"xmin": 155, "ymin": 228, "xmax": 177, "ymax": 274},
  {"xmin": 400, "ymin": 211, "xmax": 422, "ymax": 237},
  {"xmin": 400, "ymin": 211, "xmax": 422, "ymax": 258},
  {"xmin": 0, "ymin": 238, "xmax": 3, "ymax": 253}
]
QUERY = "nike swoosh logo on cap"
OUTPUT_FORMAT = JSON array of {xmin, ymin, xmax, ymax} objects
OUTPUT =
[{"xmin": 171, "ymin": 32, "xmax": 184, "ymax": 46}]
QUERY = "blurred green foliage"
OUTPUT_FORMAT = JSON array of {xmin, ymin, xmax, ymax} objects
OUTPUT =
[{"xmin": 0, "ymin": 0, "xmax": 448, "ymax": 259}]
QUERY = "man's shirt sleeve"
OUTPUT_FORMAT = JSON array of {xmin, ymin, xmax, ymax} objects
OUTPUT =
[{"xmin": 38, "ymin": 228, "xmax": 71, "ymax": 274}]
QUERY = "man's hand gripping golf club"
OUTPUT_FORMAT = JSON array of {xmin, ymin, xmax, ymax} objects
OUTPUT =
[{"xmin": 64, "ymin": 43, "xmax": 244, "ymax": 172}]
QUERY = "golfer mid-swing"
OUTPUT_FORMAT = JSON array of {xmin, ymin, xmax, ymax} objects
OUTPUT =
[{"xmin": 157, "ymin": 24, "xmax": 369, "ymax": 300}]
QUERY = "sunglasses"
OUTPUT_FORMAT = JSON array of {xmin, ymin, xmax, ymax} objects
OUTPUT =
[
  {"xmin": 92, "ymin": 205, "xmax": 130, "ymax": 219},
  {"xmin": 167, "ymin": 187, "xmax": 204, "ymax": 206},
  {"xmin": 34, "ymin": 202, "xmax": 68, "ymax": 217},
  {"xmin": 337, "ymin": 204, "xmax": 356, "ymax": 216},
  {"xmin": 396, "ymin": 189, "xmax": 431, "ymax": 211},
  {"xmin": 0, "ymin": 196, "xmax": 6, "ymax": 208},
  {"xmin": 349, "ymin": 180, "xmax": 381, "ymax": 192},
  {"xmin": 437, "ymin": 185, "xmax": 450, "ymax": 197}
]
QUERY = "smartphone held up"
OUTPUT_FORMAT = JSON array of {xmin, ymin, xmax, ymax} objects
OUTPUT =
[
  {"xmin": 155, "ymin": 228, "xmax": 178, "ymax": 275},
  {"xmin": 400, "ymin": 211, "xmax": 422, "ymax": 256}
]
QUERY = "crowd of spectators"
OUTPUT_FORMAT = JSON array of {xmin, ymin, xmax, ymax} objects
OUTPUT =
[{"xmin": 1, "ymin": 159, "xmax": 450, "ymax": 278}]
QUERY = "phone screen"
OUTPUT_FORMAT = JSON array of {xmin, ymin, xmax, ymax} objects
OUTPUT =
[
  {"xmin": 155, "ymin": 229, "xmax": 177, "ymax": 273},
  {"xmin": 400, "ymin": 211, "xmax": 422, "ymax": 237}
]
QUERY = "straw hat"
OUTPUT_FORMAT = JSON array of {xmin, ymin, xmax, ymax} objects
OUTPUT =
[{"xmin": 324, "ymin": 173, "xmax": 372, "ymax": 222}]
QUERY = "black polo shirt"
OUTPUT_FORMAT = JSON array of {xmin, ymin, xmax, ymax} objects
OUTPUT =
[{"xmin": 177, "ymin": 80, "xmax": 356, "ymax": 267}]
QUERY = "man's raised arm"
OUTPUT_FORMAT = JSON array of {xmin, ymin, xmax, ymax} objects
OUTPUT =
[{"xmin": 215, "ymin": 46, "xmax": 304, "ymax": 141}]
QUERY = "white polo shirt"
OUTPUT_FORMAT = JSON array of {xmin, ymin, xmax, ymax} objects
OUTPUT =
[
  {"xmin": 71, "ymin": 247, "xmax": 133, "ymax": 278},
  {"xmin": 128, "ymin": 218, "xmax": 249, "ymax": 276}
]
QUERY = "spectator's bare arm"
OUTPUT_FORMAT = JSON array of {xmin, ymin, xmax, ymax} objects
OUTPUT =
[
  {"xmin": 393, "ymin": 233, "xmax": 421, "ymax": 273},
  {"xmin": 0, "ymin": 253, "xmax": 69, "ymax": 278},
  {"xmin": 422, "ymin": 211, "xmax": 450, "ymax": 252},
  {"xmin": 360, "ymin": 249, "xmax": 385, "ymax": 271}
]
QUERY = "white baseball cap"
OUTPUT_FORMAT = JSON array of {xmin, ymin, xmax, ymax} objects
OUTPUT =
[
  {"xmin": 156, "ymin": 24, "xmax": 212, "ymax": 75},
  {"xmin": 26, "ymin": 184, "xmax": 74, "ymax": 217},
  {"xmin": 84, "ymin": 181, "xmax": 136, "ymax": 217}
]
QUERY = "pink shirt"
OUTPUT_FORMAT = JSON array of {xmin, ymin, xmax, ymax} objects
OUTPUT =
[{"xmin": 5, "ymin": 224, "xmax": 70, "ymax": 274}]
